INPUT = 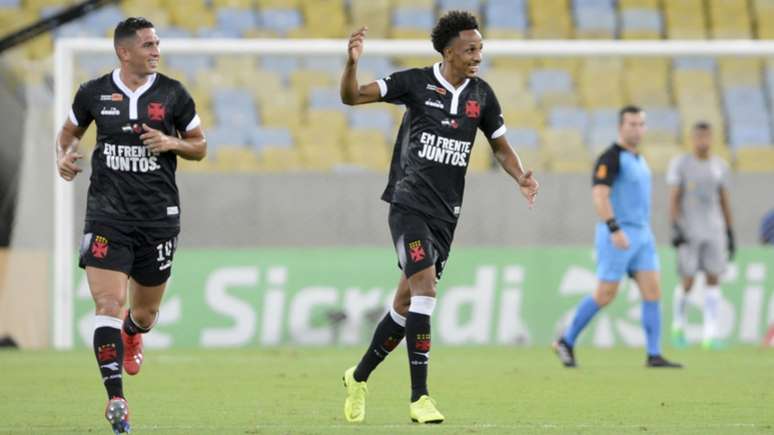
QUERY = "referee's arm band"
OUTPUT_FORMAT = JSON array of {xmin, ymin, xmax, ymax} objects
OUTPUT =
[{"xmin": 606, "ymin": 218, "xmax": 621, "ymax": 233}]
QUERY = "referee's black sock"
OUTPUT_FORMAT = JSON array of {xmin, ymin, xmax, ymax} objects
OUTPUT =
[
  {"xmin": 405, "ymin": 296, "xmax": 436, "ymax": 402},
  {"xmin": 353, "ymin": 309, "xmax": 406, "ymax": 382},
  {"xmin": 93, "ymin": 315, "xmax": 124, "ymax": 399}
]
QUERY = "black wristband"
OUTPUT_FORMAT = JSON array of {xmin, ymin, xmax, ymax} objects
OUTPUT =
[{"xmin": 606, "ymin": 218, "xmax": 620, "ymax": 233}]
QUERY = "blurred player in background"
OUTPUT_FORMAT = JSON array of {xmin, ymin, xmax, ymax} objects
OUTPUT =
[
  {"xmin": 55, "ymin": 17, "xmax": 206, "ymax": 434},
  {"xmin": 554, "ymin": 106, "xmax": 682, "ymax": 369},
  {"xmin": 667, "ymin": 122, "xmax": 735, "ymax": 349},
  {"xmin": 339, "ymin": 10, "xmax": 539, "ymax": 424}
]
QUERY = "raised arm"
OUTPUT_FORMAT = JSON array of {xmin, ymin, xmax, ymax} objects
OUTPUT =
[
  {"xmin": 340, "ymin": 26, "xmax": 382, "ymax": 106},
  {"xmin": 488, "ymin": 135, "xmax": 538, "ymax": 208},
  {"xmin": 56, "ymin": 119, "xmax": 86, "ymax": 181}
]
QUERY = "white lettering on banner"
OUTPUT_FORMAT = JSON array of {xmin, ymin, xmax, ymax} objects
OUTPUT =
[
  {"xmin": 438, "ymin": 266, "xmax": 496, "ymax": 344},
  {"xmin": 200, "ymin": 267, "xmax": 257, "ymax": 347},
  {"xmin": 340, "ymin": 288, "xmax": 385, "ymax": 345},
  {"xmin": 260, "ymin": 267, "xmax": 287, "ymax": 346},
  {"xmin": 289, "ymin": 287, "xmax": 338, "ymax": 345},
  {"xmin": 497, "ymin": 266, "xmax": 531, "ymax": 344}
]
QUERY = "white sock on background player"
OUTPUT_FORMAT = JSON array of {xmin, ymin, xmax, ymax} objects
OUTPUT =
[
  {"xmin": 672, "ymin": 286, "xmax": 689, "ymax": 331},
  {"xmin": 703, "ymin": 285, "xmax": 722, "ymax": 341}
]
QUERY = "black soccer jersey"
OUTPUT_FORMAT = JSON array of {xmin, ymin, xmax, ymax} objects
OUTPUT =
[
  {"xmin": 69, "ymin": 69, "xmax": 200, "ymax": 227},
  {"xmin": 377, "ymin": 62, "xmax": 506, "ymax": 223}
]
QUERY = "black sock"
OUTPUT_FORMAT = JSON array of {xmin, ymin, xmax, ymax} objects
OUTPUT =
[
  {"xmin": 94, "ymin": 323, "xmax": 124, "ymax": 399},
  {"xmin": 353, "ymin": 311, "xmax": 405, "ymax": 382},
  {"xmin": 122, "ymin": 310, "xmax": 150, "ymax": 336},
  {"xmin": 405, "ymin": 311, "xmax": 431, "ymax": 402}
]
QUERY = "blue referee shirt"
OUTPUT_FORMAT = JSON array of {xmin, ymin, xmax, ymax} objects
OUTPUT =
[{"xmin": 592, "ymin": 143, "xmax": 652, "ymax": 228}]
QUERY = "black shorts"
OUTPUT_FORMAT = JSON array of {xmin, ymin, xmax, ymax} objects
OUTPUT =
[
  {"xmin": 79, "ymin": 220, "xmax": 179, "ymax": 286},
  {"xmin": 388, "ymin": 203, "xmax": 456, "ymax": 280}
]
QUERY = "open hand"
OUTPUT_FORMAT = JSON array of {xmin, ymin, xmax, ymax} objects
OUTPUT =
[
  {"xmin": 348, "ymin": 26, "xmax": 368, "ymax": 63},
  {"xmin": 517, "ymin": 170, "xmax": 539, "ymax": 208}
]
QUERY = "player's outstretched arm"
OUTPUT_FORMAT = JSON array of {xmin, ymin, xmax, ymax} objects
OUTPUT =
[
  {"xmin": 488, "ymin": 135, "xmax": 539, "ymax": 208},
  {"xmin": 140, "ymin": 124, "xmax": 206, "ymax": 161},
  {"xmin": 592, "ymin": 185, "xmax": 629, "ymax": 249},
  {"xmin": 340, "ymin": 26, "xmax": 381, "ymax": 106},
  {"xmin": 56, "ymin": 119, "xmax": 85, "ymax": 181}
]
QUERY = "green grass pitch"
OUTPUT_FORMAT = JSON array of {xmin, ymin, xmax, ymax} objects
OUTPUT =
[{"xmin": 1, "ymin": 346, "xmax": 772, "ymax": 434}]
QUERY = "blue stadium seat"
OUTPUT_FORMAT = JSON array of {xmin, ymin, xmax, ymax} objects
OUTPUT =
[
  {"xmin": 309, "ymin": 87, "xmax": 348, "ymax": 111},
  {"xmin": 393, "ymin": 7, "xmax": 434, "ymax": 30},
  {"xmin": 158, "ymin": 27, "xmax": 194, "ymax": 38},
  {"xmin": 213, "ymin": 89, "xmax": 259, "ymax": 127},
  {"xmin": 205, "ymin": 126, "xmax": 251, "ymax": 149},
  {"xmin": 590, "ymin": 108, "xmax": 618, "ymax": 128},
  {"xmin": 575, "ymin": 8, "xmax": 616, "ymax": 34},
  {"xmin": 549, "ymin": 107, "xmax": 589, "ymax": 133},
  {"xmin": 575, "ymin": 0, "xmax": 614, "ymax": 8},
  {"xmin": 248, "ymin": 127, "xmax": 293, "ymax": 151},
  {"xmin": 349, "ymin": 108, "xmax": 394, "ymax": 138},
  {"xmin": 645, "ymin": 107, "xmax": 680, "ymax": 133},
  {"xmin": 0, "ymin": 0, "xmax": 20, "ymax": 7},
  {"xmin": 485, "ymin": 0, "xmax": 527, "ymax": 31},
  {"xmin": 78, "ymin": 54, "xmax": 118, "ymax": 76},
  {"xmin": 216, "ymin": 8, "xmax": 257, "ymax": 36},
  {"xmin": 530, "ymin": 69, "xmax": 573, "ymax": 96},
  {"xmin": 673, "ymin": 57, "xmax": 716, "ymax": 71},
  {"xmin": 506, "ymin": 128, "xmax": 540, "ymax": 149},
  {"xmin": 728, "ymin": 123, "xmax": 772, "ymax": 147},
  {"xmin": 166, "ymin": 54, "xmax": 212, "ymax": 76},
  {"xmin": 439, "ymin": 0, "xmax": 481, "ymax": 13},
  {"xmin": 587, "ymin": 126, "xmax": 618, "ymax": 150},
  {"xmin": 724, "ymin": 87, "xmax": 770, "ymax": 125},
  {"xmin": 261, "ymin": 56, "xmax": 300, "ymax": 78},
  {"xmin": 197, "ymin": 27, "xmax": 242, "ymax": 38},
  {"xmin": 357, "ymin": 57, "xmax": 396, "ymax": 78},
  {"xmin": 83, "ymin": 5, "xmax": 125, "ymax": 35},
  {"xmin": 256, "ymin": 9, "xmax": 303, "ymax": 36},
  {"xmin": 304, "ymin": 57, "xmax": 344, "ymax": 74},
  {"xmin": 620, "ymin": 9, "xmax": 663, "ymax": 33}
]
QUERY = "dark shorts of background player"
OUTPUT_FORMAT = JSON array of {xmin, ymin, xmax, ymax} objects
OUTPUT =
[
  {"xmin": 79, "ymin": 220, "xmax": 179, "ymax": 287},
  {"xmin": 388, "ymin": 203, "xmax": 456, "ymax": 280}
]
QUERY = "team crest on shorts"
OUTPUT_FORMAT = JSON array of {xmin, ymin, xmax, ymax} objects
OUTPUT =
[
  {"xmin": 408, "ymin": 240, "xmax": 426, "ymax": 262},
  {"xmin": 91, "ymin": 235, "xmax": 109, "ymax": 259}
]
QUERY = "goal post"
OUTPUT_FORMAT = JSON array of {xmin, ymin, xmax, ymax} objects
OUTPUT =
[{"xmin": 52, "ymin": 37, "xmax": 774, "ymax": 349}]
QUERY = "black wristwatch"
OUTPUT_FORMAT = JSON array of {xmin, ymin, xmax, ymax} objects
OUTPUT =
[{"xmin": 606, "ymin": 218, "xmax": 620, "ymax": 233}]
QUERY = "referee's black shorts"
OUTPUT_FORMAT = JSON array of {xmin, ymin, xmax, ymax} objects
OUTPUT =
[{"xmin": 388, "ymin": 203, "xmax": 456, "ymax": 280}]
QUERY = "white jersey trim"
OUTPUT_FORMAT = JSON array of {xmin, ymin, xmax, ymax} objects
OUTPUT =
[
  {"xmin": 376, "ymin": 79, "xmax": 387, "ymax": 98},
  {"xmin": 112, "ymin": 68, "xmax": 157, "ymax": 120},
  {"xmin": 490, "ymin": 125, "xmax": 507, "ymax": 140},
  {"xmin": 68, "ymin": 108, "xmax": 79, "ymax": 126},
  {"xmin": 433, "ymin": 62, "xmax": 470, "ymax": 115},
  {"xmin": 185, "ymin": 114, "xmax": 201, "ymax": 131}
]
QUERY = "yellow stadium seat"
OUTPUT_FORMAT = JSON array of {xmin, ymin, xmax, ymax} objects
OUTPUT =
[
  {"xmin": 642, "ymin": 145, "xmax": 682, "ymax": 172},
  {"xmin": 503, "ymin": 109, "xmax": 545, "ymax": 130},
  {"xmin": 261, "ymin": 106, "xmax": 303, "ymax": 130},
  {"xmin": 394, "ymin": 56, "xmax": 438, "ymax": 69},
  {"xmin": 393, "ymin": 0, "xmax": 434, "ymax": 7},
  {"xmin": 299, "ymin": 144, "xmax": 347, "ymax": 171},
  {"xmin": 245, "ymin": 70, "xmax": 285, "ymax": 101},
  {"xmin": 485, "ymin": 28, "xmax": 526, "ymax": 39},
  {"xmin": 306, "ymin": 110, "xmax": 348, "ymax": 132},
  {"xmin": 257, "ymin": 146, "xmax": 302, "ymax": 172},
  {"xmin": 619, "ymin": 0, "xmax": 659, "ymax": 9},
  {"xmin": 295, "ymin": 125, "xmax": 343, "ymax": 148},
  {"xmin": 213, "ymin": 147, "xmax": 261, "ymax": 172},
  {"xmin": 709, "ymin": 0, "xmax": 752, "ymax": 38},
  {"xmin": 351, "ymin": 0, "xmax": 391, "ymax": 38},
  {"xmin": 539, "ymin": 92, "xmax": 580, "ymax": 110},
  {"xmin": 177, "ymin": 155, "xmax": 214, "ymax": 173},
  {"xmin": 168, "ymin": 3, "xmax": 214, "ymax": 32},
  {"xmin": 718, "ymin": 58, "xmax": 762, "ymax": 87},
  {"xmin": 469, "ymin": 132, "xmax": 494, "ymax": 173},
  {"xmin": 346, "ymin": 130, "xmax": 390, "ymax": 171},
  {"xmin": 734, "ymin": 147, "xmax": 774, "ymax": 172},
  {"xmin": 645, "ymin": 131, "xmax": 679, "ymax": 147},
  {"xmin": 541, "ymin": 58, "xmax": 581, "ymax": 76},
  {"xmin": 211, "ymin": 0, "xmax": 252, "ymax": 7},
  {"xmin": 290, "ymin": 71, "xmax": 335, "ymax": 99},
  {"xmin": 515, "ymin": 148, "xmax": 547, "ymax": 172},
  {"xmin": 257, "ymin": 0, "xmax": 300, "ymax": 7},
  {"xmin": 542, "ymin": 129, "xmax": 593, "ymax": 173}
]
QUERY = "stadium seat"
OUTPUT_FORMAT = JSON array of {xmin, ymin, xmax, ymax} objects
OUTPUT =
[
  {"xmin": 309, "ymin": 87, "xmax": 348, "ymax": 112},
  {"xmin": 620, "ymin": 8, "xmax": 663, "ymax": 39},
  {"xmin": 663, "ymin": 0, "xmax": 707, "ymax": 39},
  {"xmin": 530, "ymin": 0, "xmax": 573, "ymax": 38},
  {"xmin": 469, "ymin": 132, "xmax": 494, "ymax": 173},
  {"xmin": 708, "ymin": 0, "xmax": 752, "ymax": 38},
  {"xmin": 348, "ymin": 107, "xmax": 394, "ymax": 140},
  {"xmin": 391, "ymin": 6, "xmax": 434, "ymax": 39},
  {"xmin": 439, "ymin": 0, "xmax": 481, "ymax": 14},
  {"xmin": 754, "ymin": 0, "xmax": 774, "ymax": 38},
  {"xmin": 734, "ymin": 146, "xmax": 774, "ymax": 171},
  {"xmin": 506, "ymin": 128, "xmax": 540, "ymax": 150},
  {"xmin": 257, "ymin": 147, "xmax": 302, "ymax": 172},
  {"xmin": 718, "ymin": 58, "xmax": 762, "ymax": 87},
  {"xmin": 345, "ymin": 130, "xmax": 390, "ymax": 171},
  {"xmin": 255, "ymin": 8, "xmax": 303, "ymax": 37},
  {"xmin": 503, "ymin": 109, "xmax": 545, "ymax": 130},
  {"xmin": 215, "ymin": 7, "xmax": 257, "ymax": 36},
  {"xmin": 642, "ymin": 145, "xmax": 681, "ymax": 172},
  {"xmin": 530, "ymin": 69, "xmax": 573, "ymax": 97},
  {"xmin": 248, "ymin": 127, "xmax": 293, "ymax": 152},
  {"xmin": 484, "ymin": 0, "xmax": 528, "ymax": 38},
  {"xmin": 212, "ymin": 147, "xmax": 261, "ymax": 172},
  {"xmin": 549, "ymin": 107, "xmax": 589, "ymax": 134},
  {"xmin": 351, "ymin": 0, "xmax": 391, "ymax": 38},
  {"xmin": 573, "ymin": 0, "xmax": 616, "ymax": 38}
]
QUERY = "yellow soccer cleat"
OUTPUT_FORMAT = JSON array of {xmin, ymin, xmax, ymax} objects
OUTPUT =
[
  {"xmin": 409, "ymin": 395, "xmax": 445, "ymax": 424},
  {"xmin": 343, "ymin": 366, "xmax": 367, "ymax": 423}
]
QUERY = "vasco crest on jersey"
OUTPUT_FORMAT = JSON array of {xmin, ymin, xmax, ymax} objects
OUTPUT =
[
  {"xmin": 147, "ymin": 102, "xmax": 166, "ymax": 121},
  {"xmin": 465, "ymin": 100, "xmax": 480, "ymax": 119}
]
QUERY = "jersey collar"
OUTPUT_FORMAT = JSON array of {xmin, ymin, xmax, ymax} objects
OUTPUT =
[
  {"xmin": 112, "ymin": 69, "xmax": 158, "ymax": 120},
  {"xmin": 433, "ymin": 62, "xmax": 470, "ymax": 115}
]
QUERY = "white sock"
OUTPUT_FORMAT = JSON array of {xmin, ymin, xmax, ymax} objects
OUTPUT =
[
  {"xmin": 408, "ymin": 296, "xmax": 436, "ymax": 316},
  {"xmin": 672, "ymin": 286, "xmax": 688, "ymax": 331},
  {"xmin": 703, "ymin": 285, "xmax": 722, "ymax": 341}
]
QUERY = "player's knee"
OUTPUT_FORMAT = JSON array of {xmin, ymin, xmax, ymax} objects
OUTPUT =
[
  {"xmin": 705, "ymin": 275, "xmax": 720, "ymax": 286},
  {"xmin": 642, "ymin": 286, "xmax": 662, "ymax": 301},
  {"xmin": 94, "ymin": 296, "xmax": 124, "ymax": 317},
  {"xmin": 131, "ymin": 307, "xmax": 158, "ymax": 329}
]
